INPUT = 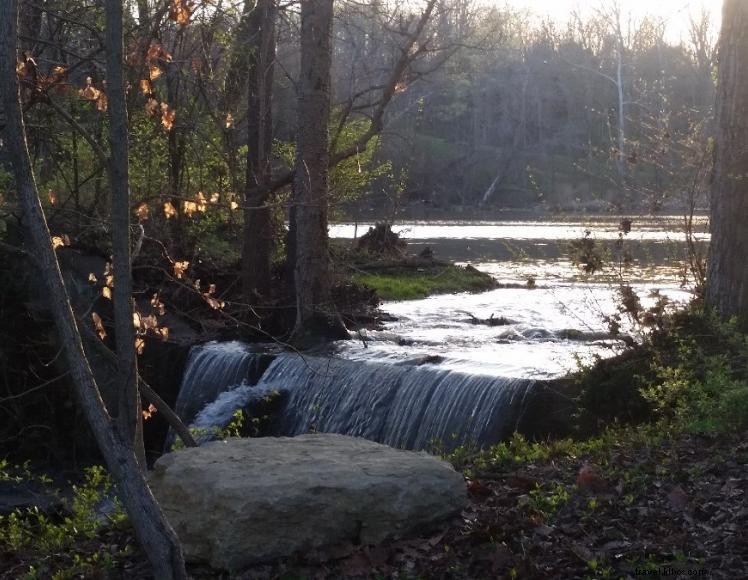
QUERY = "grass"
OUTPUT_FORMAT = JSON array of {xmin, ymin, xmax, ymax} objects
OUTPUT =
[{"xmin": 352, "ymin": 262, "xmax": 496, "ymax": 300}]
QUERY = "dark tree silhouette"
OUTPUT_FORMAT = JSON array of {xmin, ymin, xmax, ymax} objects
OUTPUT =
[{"xmin": 707, "ymin": 0, "xmax": 748, "ymax": 327}]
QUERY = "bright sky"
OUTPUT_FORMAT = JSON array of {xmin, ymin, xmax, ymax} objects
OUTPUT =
[{"xmin": 498, "ymin": 0, "xmax": 722, "ymax": 44}]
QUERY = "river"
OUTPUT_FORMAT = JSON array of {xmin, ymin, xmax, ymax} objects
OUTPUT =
[
  {"xmin": 330, "ymin": 215, "xmax": 708, "ymax": 378},
  {"xmin": 171, "ymin": 215, "xmax": 709, "ymax": 450}
]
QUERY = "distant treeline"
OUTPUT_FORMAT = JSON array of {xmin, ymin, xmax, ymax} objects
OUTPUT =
[{"xmin": 328, "ymin": 1, "xmax": 716, "ymax": 215}]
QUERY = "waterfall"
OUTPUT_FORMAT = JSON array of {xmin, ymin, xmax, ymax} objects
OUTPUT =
[
  {"xmin": 170, "ymin": 342, "xmax": 272, "ymax": 437},
  {"xmin": 173, "ymin": 344, "xmax": 536, "ymax": 451},
  {"xmin": 189, "ymin": 382, "xmax": 285, "ymax": 443},
  {"xmin": 257, "ymin": 355, "xmax": 535, "ymax": 450}
]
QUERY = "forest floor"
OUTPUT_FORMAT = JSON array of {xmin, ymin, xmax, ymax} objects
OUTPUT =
[
  {"xmin": 4, "ymin": 426, "xmax": 746, "ymax": 579},
  {"xmin": 226, "ymin": 427, "xmax": 748, "ymax": 579}
]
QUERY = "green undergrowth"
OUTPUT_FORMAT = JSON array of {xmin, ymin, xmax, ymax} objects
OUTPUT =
[
  {"xmin": 574, "ymin": 305, "xmax": 748, "ymax": 435},
  {"xmin": 0, "ymin": 464, "xmax": 131, "ymax": 579},
  {"xmin": 443, "ymin": 424, "xmax": 671, "ymax": 476},
  {"xmin": 171, "ymin": 394, "xmax": 283, "ymax": 451},
  {"xmin": 352, "ymin": 262, "xmax": 496, "ymax": 300}
]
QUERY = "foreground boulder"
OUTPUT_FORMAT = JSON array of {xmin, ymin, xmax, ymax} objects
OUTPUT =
[{"xmin": 150, "ymin": 433, "xmax": 466, "ymax": 571}]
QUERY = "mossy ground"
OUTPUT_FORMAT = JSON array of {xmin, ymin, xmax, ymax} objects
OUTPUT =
[{"xmin": 351, "ymin": 260, "xmax": 496, "ymax": 300}]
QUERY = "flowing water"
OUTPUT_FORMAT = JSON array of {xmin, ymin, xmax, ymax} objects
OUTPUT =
[
  {"xmin": 262, "ymin": 355, "xmax": 535, "ymax": 449},
  {"xmin": 334, "ymin": 215, "xmax": 706, "ymax": 378},
  {"xmin": 172, "ymin": 215, "xmax": 707, "ymax": 450},
  {"xmin": 167, "ymin": 342, "xmax": 272, "ymax": 446}
]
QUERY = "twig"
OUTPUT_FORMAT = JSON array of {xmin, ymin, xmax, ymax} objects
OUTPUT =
[
  {"xmin": 46, "ymin": 97, "xmax": 109, "ymax": 166},
  {"xmin": 138, "ymin": 377, "xmax": 198, "ymax": 448},
  {"xmin": 0, "ymin": 372, "xmax": 70, "ymax": 403},
  {"xmin": 76, "ymin": 314, "xmax": 198, "ymax": 449}
]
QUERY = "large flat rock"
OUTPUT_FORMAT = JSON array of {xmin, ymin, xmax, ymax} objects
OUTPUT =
[{"xmin": 150, "ymin": 433, "xmax": 466, "ymax": 571}]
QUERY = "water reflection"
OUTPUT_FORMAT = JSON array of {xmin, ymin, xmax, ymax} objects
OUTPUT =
[{"xmin": 329, "ymin": 216, "xmax": 709, "ymax": 242}]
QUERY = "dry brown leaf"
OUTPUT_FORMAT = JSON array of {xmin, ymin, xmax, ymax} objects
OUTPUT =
[
  {"xmin": 48, "ymin": 189, "xmax": 57, "ymax": 205},
  {"xmin": 139, "ymin": 79, "xmax": 152, "ymax": 95},
  {"xmin": 149, "ymin": 64, "xmax": 162, "ymax": 81},
  {"xmin": 183, "ymin": 200, "xmax": 198, "ymax": 216},
  {"xmin": 576, "ymin": 463, "xmax": 607, "ymax": 492},
  {"xmin": 160, "ymin": 103, "xmax": 176, "ymax": 131},
  {"xmin": 146, "ymin": 42, "xmax": 172, "ymax": 64},
  {"xmin": 102, "ymin": 286, "xmax": 112, "ymax": 300},
  {"xmin": 209, "ymin": 192, "xmax": 219, "ymax": 204},
  {"xmin": 92, "ymin": 312, "xmax": 107, "ymax": 340},
  {"xmin": 88, "ymin": 273, "xmax": 97, "ymax": 284},
  {"xmin": 96, "ymin": 92, "xmax": 108, "ymax": 112},
  {"xmin": 163, "ymin": 201, "xmax": 177, "ymax": 219},
  {"xmin": 51, "ymin": 236, "xmax": 66, "ymax": 249},
  {"xmin": 142, "ymin": 314, "xmax": 158, "ymax": 330},
  {"xmin": 195, "ymin": 191, "xmax": 207, "ymax": 212},
  {"xmin": 224, "ymin": 113, "xmax": 234, "ymax": 129},
  {"xmin": 135, "ymin": 337, "xmax": 146, "ymax": 354},
  {"xmin": 142, "ymin": 403, "xmax": 157, "ymax": 420},
  {"xmin": 169, "ymin": 0, "xmax": 194, "ymax": 26},
  {"xmin": 203, "ymin": 294, "xmax": 225, "ymax": 310},
  {"xmin": 230, "ymin": 200, "xmax": 239, "ymax": 211},
  {"xmin": 173, "ymin": 260, "xmax": 189, "ymax": 279},
  {"xmin": 135, "ymin": 202, "xmax": 149, "ymax": 221},
  {"xmin": 79, "ymin": 77, "xmax": 101, "ymax": 101}
]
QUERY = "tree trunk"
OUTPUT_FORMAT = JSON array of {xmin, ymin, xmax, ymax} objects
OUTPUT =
[
  {"xmin": 615, "ymin": 38, "xmax": 626, "ymax": 191},
  {"xmin": 706, "ymin": 0, "xmax": 748, "ymax": 328},
  {"xmin": 290, "ymin": 0, "xmax": 348, "ymax": 345},
  {"xmin": 0, "ymin": 4, "xmax": 187, "ymax": 578},
  {"xmin": 136, "ymin": 0, "xmax": 150, "ymax": 24},
  {"xmin": 104, "ymin": 0, "xmax": 144, "ymax": 466},
  {"xmin": 18, "ymin": 0, "xmax": 43, "ymax": 53},
  {"xmin": 242, "ymin": 0, "xmax": 277, "ymax": 299},
  {"xmin": 220, "ymin": 0, "xmax": 256, "ymax": 195}
]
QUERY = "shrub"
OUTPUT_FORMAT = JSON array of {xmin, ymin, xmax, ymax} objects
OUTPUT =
[
  {"xmin": 0, "ymin": 465, "xmax": 130, "ymax": 579},
  {"xmin": 356, "ymin": 222, "xmax": 406, "ymax": 256},
  {"xmin": 641, "ymin": 309, "xmax": 748, "ymax": 432}
]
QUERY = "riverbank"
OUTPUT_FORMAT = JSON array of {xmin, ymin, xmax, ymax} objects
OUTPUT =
[
  {"xmin": 3, "ymin": 308, "xmax": 748, "ymax": 578},
  {"xmin": 226, "ymin": 426, "xmax": 747, "ymax": 579},
  {"xmin": 4, "ymin": 424, "xmax": 744, "ymax": 579}
]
